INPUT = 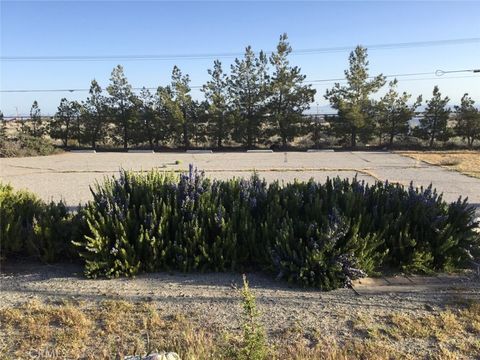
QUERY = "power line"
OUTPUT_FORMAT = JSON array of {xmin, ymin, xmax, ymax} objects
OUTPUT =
[
  {"xmin": 1, "ymin": 70, "xmax": 478, "ymax": 94},
  {"xmin": 2, "ymin": 38, "xmax": 479, "ymax": 62}
]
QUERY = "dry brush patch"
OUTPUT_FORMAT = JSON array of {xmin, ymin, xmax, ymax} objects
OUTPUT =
[
  {"xmin": 1, "ymin": 298, "xmax": 479, "ymax": 360},
  {"xmin": 398, "ymin": 151, "xmax": 480, "ymax": 179}
]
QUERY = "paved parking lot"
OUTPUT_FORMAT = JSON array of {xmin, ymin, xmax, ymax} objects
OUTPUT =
[{"xmin": 1, "ymin": 151, "xmax": 479, "ymax": 211}]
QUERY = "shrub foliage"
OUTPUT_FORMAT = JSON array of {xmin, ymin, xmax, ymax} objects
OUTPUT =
[
  {"xmin": 73, "ymin": 166, "xmax": 480, "ymax": 289},
  {"xmin": 0, "ymin": 183, "xmax": 77, "ymax": 262}
]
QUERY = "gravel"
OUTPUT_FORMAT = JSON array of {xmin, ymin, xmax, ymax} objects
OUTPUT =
[{"xmin": 1, "ymin": 261, "xmax": 479, "ymax": 337}]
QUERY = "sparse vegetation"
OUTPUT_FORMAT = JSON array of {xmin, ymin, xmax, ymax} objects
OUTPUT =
[
  {"xmin": 399, "ymin": 151, "xmax": 480, "ymax": 178},
  {"xmin": 0, "ymin": 132, "xmax": 61, "ymax": 158},
  {"xmin": 237, "ymin": 275, "xmax": 268, "ymax": 360},
  {"xmin": 0, "ymin": 293, "xmax": 478, "ymax": 359}
]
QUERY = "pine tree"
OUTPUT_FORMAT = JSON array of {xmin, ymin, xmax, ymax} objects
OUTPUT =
[
  {"xmin": 455, "ymin": 93, "xmax": 480, "ymax": 148},
  {"xmin": 49, "ymin": 98, "xmax": 76, "ymax": 147},
  {"xmin": 157, "ymin": 85, "xmax": 180, "ymax": 147},
  {"xmin": 162, "ymin": 66, "xmax": 193, "ymax": 148},
  {"xmin": 229, "ymin": 46, "xmax": 269, "ymax": 148},
  {"xmin": 154, "ymin": 86, "xmax": 175, "ymax": 147},
  {"xmin": 172, "ymin": 66, "xmax": 193, "ymax": 148},
  {"xmin": 107, "ymin": 65, "xmax": 135, "ymax": 150},
  {"xmin": 324, "ymin": 46, "xmax": 385, "ymax": 147},
  {"xmin": 415, "ymin": 86, "xmax": 450, "ymax": 148},
  {"xmin": 23, "ymin": 101, "xmax": 44, "ymax": 138},
  {"xmin": 268, "ymin": 33, "xmax": 316, "ymax": 147},
  {"xmin": 202, "ymin": 60, "xmax": 231, "ymax": 148},
  {"xmin": 136, "ymin": 87, "xmax": 158, "ymax": 149},
  {"xmin": 376, "ymin": 79, "xmax": 422, "ymax": 147},
  {"xmin": 82, "ymin": 80, "xmax": 109, "ymax": 149},
  {"xmin": 190, "ymin": 100, "xmax": 209, "ymax": 147}
]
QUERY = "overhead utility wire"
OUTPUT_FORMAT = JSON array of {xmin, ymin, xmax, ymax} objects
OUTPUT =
[
  {"xmin": 2, "ymin": 38, "xmax": 479, "ymax": 62},
  {"xmin": 1, "ymin": 69, "xmax": 478, "ymax": 94}
]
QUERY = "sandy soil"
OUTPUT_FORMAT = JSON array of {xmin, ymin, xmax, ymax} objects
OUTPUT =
[{"xmin": 1, "ymin": 261, "xmax": 479, "ymax": 339}]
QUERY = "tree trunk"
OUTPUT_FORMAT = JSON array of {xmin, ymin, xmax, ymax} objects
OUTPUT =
[
  {"xmin": 247, "ymin": 115, "xmax": 252, "ymax": 148},
  {"xmin": 351, "ymin": 127, "xmax": 357, "ymax": 148},
  {"xmin": 183, "ymin": 122, "xmax": 189, "ymax": 149},
  {"xmin": 468, "ymin": 137, "xmax": 473, "ymax": 149},
  {"xmin": 217, "ymin": 114, "xmax": 223, "ymax": 148},
  {"xmin": 123, "ymin": 121, "xmax": 128, "ymax": 150},
  {"xmin": 182, "ymin": 108, "xmax": 189, "ymax": 149},
  {"xmin": 122, "ymin": 112, "xmax": 128, "ymax": 150},
  {"xmin": 64, "ymin": 123, "xmax": 69, "ymax": 148},
  {"xmin": 429, "ymin": 116, "xmax": 437, "ymax": 149}
]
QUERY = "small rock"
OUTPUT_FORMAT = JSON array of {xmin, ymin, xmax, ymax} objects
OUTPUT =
[
  {"xmin": 424, "ymin": 304, "xmax": 435, "ymax": 312},
  {"xmin": 124, "ymin": 352, "xmax": 181, "ymax": 360}
]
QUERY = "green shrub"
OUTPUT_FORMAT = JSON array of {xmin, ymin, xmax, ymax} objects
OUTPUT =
[
  {"xmin": 0, "ymin": 183, "xmax": 78, "ymax": 262},
  {"xmin": 238, "ymin": 274, "xmax": 268, "ymax": 360},
  {"xmin": 0, "ymin": 133, "xmax": 61, "ymax": 158},
  {"xmin": 75, "ymin": 166, "xmax": 480, "ymax": 289}
]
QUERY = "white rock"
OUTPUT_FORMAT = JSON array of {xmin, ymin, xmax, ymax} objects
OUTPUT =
[{"xmin": 125, "ymin": 352, "xmax": 180, "ymax": 360}]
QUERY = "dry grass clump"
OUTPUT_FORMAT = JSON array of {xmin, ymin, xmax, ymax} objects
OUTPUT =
[
  {"xmin": 0, "ymin": 299, "xmax": 222, "ymax": 360},
  {"xmin": 1, "ymin": 298, "xmax": 479, "ymax": 359},
  {"xmin": 399, "ymin": 151, "xmax": 480, "ymax": 178}
]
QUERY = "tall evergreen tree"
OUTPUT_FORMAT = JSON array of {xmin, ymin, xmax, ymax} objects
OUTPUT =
[
  {"xmin": 24, "ymin": 100, "xmax": 44, "ymax": 137},
  {"xmin": 190, "ymin": 100, "xmax": 209, "ymax": 147},
  {"xmin": 82, "ymin": 80, "xmax": 109, "ymax": 149},
  {"xmin": 155, "ymin": 86, "xmax": 176, "ymax": 147},
  {"xmin": 163, "ymin": 66, "xmax": 192, "ymax": 148},
  {"xmin": 268, "ymin": 33, "xmax": 316, "ymax": 147},
  {"xmin": 69, "ymin": 101, "xmax": 83, "ymax": 146},
  {"xmin": 229, "ymin": 46, "xmax": 269, "ymax": 148},
  {"xmin": 455, "ymin": 93, "xmax": 480, "ymax": 148},
  {"xmin": 202, "ymin": 60, "xmax": 231, "ymax": 148},
  {"xmin": 376, "ymin": 79, "xmax": 422, "ymax": 147},
  {"xmin": 415, "ymin": 86, "xmax": 451, "ymax": 148},
  {"xmin": 157, "ymin": 85, "xmax": 180, "ymax": 146},
  {"xmin": 107, "ymin": 65, "xmax": 135, "ymax": 150},
  {"xmin": 50, "ymin": 98, "xmax": 76, "ymax": 147},
  {"xmin": 325, "ymin": 46, "xmax": 385, "ymax": 147},
  {"xmin": 137, "ymin": 87, "xmax": 157, "ymax": 149}
]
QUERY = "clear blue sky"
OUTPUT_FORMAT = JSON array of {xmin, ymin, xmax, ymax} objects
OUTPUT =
[{"xmin": 1, "ymin": 1, "xmax": 479, "ymax": 116}]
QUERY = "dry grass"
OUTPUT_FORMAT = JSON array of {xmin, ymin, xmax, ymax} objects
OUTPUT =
[
  {"xmin": 1, "ymin": 298, "xmax": 479, "ymax": 360},
  {"xmin": 398, "ymin": 151, "xmax": 480, "ymax": 178}
]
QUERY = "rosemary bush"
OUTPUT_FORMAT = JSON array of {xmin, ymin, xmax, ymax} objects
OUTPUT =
[{"xmin": 76, "ymin": 166, "xmax": 480, "ymax": 289}]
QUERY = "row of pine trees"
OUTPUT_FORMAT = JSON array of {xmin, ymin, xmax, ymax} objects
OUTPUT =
[{"xmin": 9, "ymin": 34, "xmax": 480, "ymax": 149}]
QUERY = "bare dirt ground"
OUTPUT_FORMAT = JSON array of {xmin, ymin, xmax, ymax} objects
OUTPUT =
[{"xmin": 1, "ymin": 261, "xmax": 479, "ymax": 358}]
